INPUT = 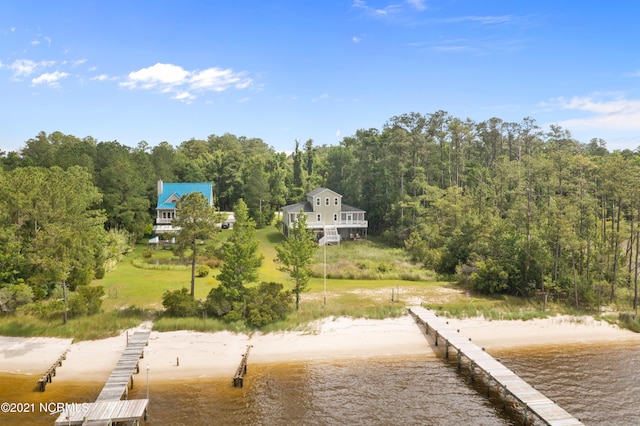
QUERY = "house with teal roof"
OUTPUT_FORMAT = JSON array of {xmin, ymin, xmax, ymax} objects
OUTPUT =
[{"xmin": 152, "ymin": 180, "xmax": 214, "ymax": 235}]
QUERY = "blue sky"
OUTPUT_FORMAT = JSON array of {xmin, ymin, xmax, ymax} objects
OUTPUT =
[{"xmin": 2, "ymin": 1, "xmax": 640, "ymax": 153}]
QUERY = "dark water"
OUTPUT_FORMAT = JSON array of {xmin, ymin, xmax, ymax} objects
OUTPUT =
[
  {"xmin": 1, "ymin": 342, "xmax": 638, "ymax": 425},
  {"xmin": 496, "ymin": 341, "xmax": 640, "ymax": 426}
]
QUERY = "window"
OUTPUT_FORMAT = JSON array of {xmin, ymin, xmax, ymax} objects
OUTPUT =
[
  {"xmin": 334, "ymin": 197, "xmax": 339, "ymax": 206},
  {"xmin": 333, "ymin": 213, "xmax": 338, "ymax": 222},
  {"xmin": 325, "ymin": 197, "xmax": 330, "ymax": 206},
  {"xmin": 316, "ymin": 197, "xmax": 320, "ymax": 206},
  {"xmin": 317, "ymin": 214, "xmax": 321, "ymax": 222}
]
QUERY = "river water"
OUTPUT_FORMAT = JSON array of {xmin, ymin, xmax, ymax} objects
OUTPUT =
[{"xmin": 1, "ymin": 341, "xmax": 638, "ymax": 425}]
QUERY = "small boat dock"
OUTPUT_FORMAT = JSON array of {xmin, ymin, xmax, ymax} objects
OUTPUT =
[
  {"xmin": 408, "ymin": 306, "xmax": 584, "ymax": 426},
  {"xmin": 54, "ymin": 331, "xmax": 151, "ymax": 426}
]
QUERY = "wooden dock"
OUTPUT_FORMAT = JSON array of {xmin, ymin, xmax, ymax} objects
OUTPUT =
[
  {"xmin": 233, "ymin": 345, "xmax": 252, "ymax": 388},
  {"xmin": 408, "ymin": 306, "xmax": 584, "ymax": 426},
  {"xmin": 37, "ymin": 348, "xmax": 69, "ymax": 392},
  {"xmin": 54, "ymin": 331, "xmax": 151, "ymax": 426}
]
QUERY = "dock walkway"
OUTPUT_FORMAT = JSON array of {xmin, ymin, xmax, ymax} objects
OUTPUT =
[
  {"xmin": 408, "ymin": 306, "xmax": 583, "ymax": 426},
  {"xmin": 54, "ymin": 331, "xmax": 151, "ymax": 426}
]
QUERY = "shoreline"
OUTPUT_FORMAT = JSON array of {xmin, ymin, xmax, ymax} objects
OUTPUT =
[{"xmin": 1, "ymin": 313, "xmax": 639, "ymax": 383}]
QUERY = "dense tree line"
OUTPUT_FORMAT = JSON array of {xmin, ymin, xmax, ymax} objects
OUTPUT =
[{"xmin": 2, "ymin": 111, "xmax": 640, "ymax": 312}]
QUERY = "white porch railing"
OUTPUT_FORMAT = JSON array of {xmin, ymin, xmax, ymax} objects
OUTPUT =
[{"xmin": 306, "ymin": 220, "xmax": 368, "ymax": 228}]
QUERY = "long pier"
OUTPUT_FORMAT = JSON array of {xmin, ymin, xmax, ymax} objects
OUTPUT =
[
  {"xmin": 54, "ymin": 331, "xmax": 151, "ymax": 426},
  {"xmin": 408, "ymin": 306, "xmax": 583, "ymax": 426}
]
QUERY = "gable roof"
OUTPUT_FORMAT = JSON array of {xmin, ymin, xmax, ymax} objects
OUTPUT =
[
  {"xmin": 281, "ymin": 201, "xmax": 313, "ymax": 214},
  {"xmin": 157, "ymin": 182, "xmax": 213, "ymax": 209},
  {"xmin": 307, "ymin": 187, "xmax": 341, "ymax": 198}
]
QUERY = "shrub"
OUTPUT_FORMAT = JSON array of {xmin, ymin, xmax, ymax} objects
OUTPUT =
[
  {"xmin": 0, "ymin": 283, "xmax": 34, "ymax": 313},
  {"xmin": 203, "ymin": 258, "xmax": 223, "ymax": 269},
  {"xmin": 68, "ymin": 285, "xmax": 105, "ymax": 316},
  {"xmin": 17, "ymin": 300, "xmax": 65, "ymax": 320},
  {"xmin": 470, "ymin": 259, "xmax": 509, "ymax": 294},
  {"xmin": 244, "ymin": 282, "xmax": 292, "ymax": 327},
  {"xmin": 196, "ymin": 265, "xmax": 210, "ymax": 277},
  {"xmin": 162, "ymin": 288, "xmax": 202, "ymax": 317},
  {"xmin": 377, "ymin": 262, "xmax": 389, "ymax": 273}
]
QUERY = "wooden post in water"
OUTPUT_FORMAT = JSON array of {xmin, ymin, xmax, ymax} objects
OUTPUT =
[
  {"xmin": 435, "ymin": 331, "xmax": 439, "ymax": 346},
  {"xmin": 445, "ymin": 340, "xmax": 449, "ymax": 358},
  {"xmin": 457, "ymin": 349, "xmax": 461, "ymax": 372}
]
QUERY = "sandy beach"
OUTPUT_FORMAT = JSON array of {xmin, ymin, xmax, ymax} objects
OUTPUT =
[{"xmin": 2, "ymin": 311, "xmax": 639, "ymax": 383}]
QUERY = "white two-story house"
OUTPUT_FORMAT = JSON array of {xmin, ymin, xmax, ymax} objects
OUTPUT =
[{"xmin": 281, "ymin": 188, "xmax": 367, "ymax": 245}]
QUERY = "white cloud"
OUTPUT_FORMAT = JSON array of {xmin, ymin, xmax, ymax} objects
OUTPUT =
[
  {"xmin": 120, "ymin": 62, "xmax": 253, "ymax": 101},
  {"xmin": 353, "ymin": 0, "xmax": 402, "ymax": 17},
  {"xmin": 444, "ymin": 15, "xmax": 514, "ymax": 25},
  {"xmin": 352, "ymin": 36, "xmax": 361, "ymax": 43},
  {"xmin": 407, "ymin": 0, "xmax": 426, "ymax": 11},
  {"xmin": 8, "ymin": 59, "xmax": 38, "ymax": 77},
  {"xmin": 72, "ymin": 59, "xmax": 87, "ymax": 67},
  {"xmin": 172, "ymin": 91, "xmax": 196, "ymax": 103},
  {"xmin": 237, "ymin": 97, "xmax": 251, "ymax": 103},
  {"xmin": 312, "ymin": 93, "xmax": 330, "ymax": 102},
  {"xmin": 6, "ymin": 59, "xmax": 56, "ymax": 78},
  {"xmin": 31, "ymin": 71, "xmax": 69, "ymax": 87},
  {"xmin": 550, "ymin": 95, "xmax": 640, "ymax": 132},
  {"xmin": 90, "ymin": 74, "xmax": 114, "ymax": 81},
  {"xmin": 190, "ymin": 67, "xmax": 252, "ymax": 91},
  {"xmin": 336, "ymin": 130, "xmax": 342, "ymax": 138},
  {"xmin": 121, "ymin": 63, "xmax": 190, "ymax": 90},
  {"xmin": 31, "ymin": 39, "xmax": 40, "ymax": 46}
]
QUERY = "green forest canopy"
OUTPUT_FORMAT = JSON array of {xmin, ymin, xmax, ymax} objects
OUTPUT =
[{"xmin": 1, "ymin": 111, "xmax": 639, "ymax": 310}]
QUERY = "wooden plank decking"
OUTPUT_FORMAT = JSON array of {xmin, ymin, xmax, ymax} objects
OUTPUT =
[
  {"xmin": 54, "ymin": 331, "xmax": 151, "ymax": 426},
  {"xmin": 95, "ymin": 330, "xmax": 150, "ymax": 402},
  {"xmin": 53, "ymin": 399, "xmax": 148, "ymax": 426},
  {"xmin": 408, "ymin": 306, "xmax": 584, "ymax": 426}
]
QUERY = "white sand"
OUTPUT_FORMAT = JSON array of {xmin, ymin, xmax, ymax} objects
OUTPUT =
[
  {"xmin": 1, "ymin": 313, "xmax": 639, "ymax": 383},
  {"xmin": 442, "ymin": 314, "xmax": 640, "ymax": 350}
]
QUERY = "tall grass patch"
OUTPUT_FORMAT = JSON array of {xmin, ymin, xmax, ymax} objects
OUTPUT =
[{"xmin": 0, "ymin": 311, "xmax": 146, "ymax": 341}]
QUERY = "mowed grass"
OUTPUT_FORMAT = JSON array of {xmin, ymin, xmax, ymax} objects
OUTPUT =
[
  {"xmin": 95, "ymin": 225, "xmax": 554, "ymax": 324},
  {"xmin": 97, "ymin": 226, "xmax": 292, "ymax": 311}
]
